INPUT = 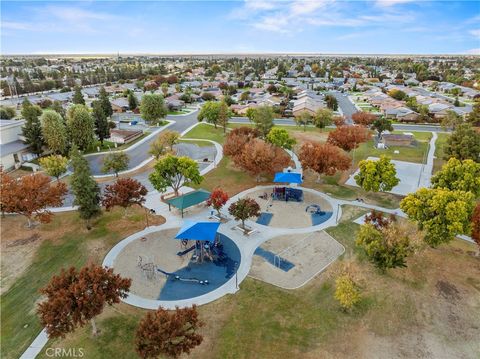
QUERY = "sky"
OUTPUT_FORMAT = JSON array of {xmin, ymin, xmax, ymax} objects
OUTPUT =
[{"xmin": 1, "ymin": 0, "xmax": 479, "ymax": 55}]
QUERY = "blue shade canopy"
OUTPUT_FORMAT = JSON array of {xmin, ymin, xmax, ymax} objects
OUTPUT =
[
  {"xmin": 273, "ymin": 172, "xmax": 303, "ymax": 184},
  {"xmin": 174, "ymin": 221, "xmax": 221, "ymax": 242}
]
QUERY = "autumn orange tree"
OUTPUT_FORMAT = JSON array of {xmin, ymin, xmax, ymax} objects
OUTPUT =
[
  {"xmin": 206, "ymin": 188, "xmax": 229, "ymax": 216},
  {"xmin": 1, "ymin": 172, "xmax": 67, "ymax": 227},
  {"xmin": 235, "ymin": 138, "xmax": 290, "ymax": 181},
  {"xmin": 0, "ymin": 167, "xmax": 15, "ymax": 217},
  {"xmin": 102, "ymin": 178, "xmax": 148, "ymax": 215},
  {"xmin": 333, "ymin": 116, "xmax": 346, "ymax": 127},
  {"xmin": 352, "ymin": 111, "xmax": 376, "ymax": 126},
  {"xmin": 298, "ymin": 141, "xmax": 351, "ymax": 181},
  {"xmin": 135, "ymin": 306, "xmax": 203, "ymax": 359},
  {"xmin": 327, "ymin": 125, "xmax": 371, "ymax": 152},
  {"xmin": 472, "ymin": 202, "xmax": 480, "ymax": 251},
  {"xmin": 223, "ymin": 126, "xmax": 259, "ymax": 159},
  {"xmin": 37, "ymin": 264, "xmax": 131, "ymax": 338}
]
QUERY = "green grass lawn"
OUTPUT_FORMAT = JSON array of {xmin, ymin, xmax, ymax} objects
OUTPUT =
[
  {"xmin": 433, "ymin": 132, "xmax": 450, "ymax": 173},
  {"xmin": 0, "ymin": 208, "xmax": 163, "ymax": 359},
  {"xmin": 168, "ymin": 109, "xmax": 190, "ymax": 115},
  {"xmin": 5, "ymin": 208, "xmax": 479, "ymax": 359},
  {"xmin": 190, "ymin": 157, "xmax": 261, "ymax": 196},
  {"xmin": 302, "ymin": 172, "xmax": 403, "ymax": 209},
  {"xmin": 182, "ymin": 123, "xmax": 227, "ymax": 144},
  {"xmin": 178, "ymin": 139, "xmax": 215, "ymax": 147},
  {"xmin": 353, "ymin": 139, "xmax": 429, "ymax": 165}
]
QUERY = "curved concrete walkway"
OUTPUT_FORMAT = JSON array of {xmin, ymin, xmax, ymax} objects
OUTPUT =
[{"xmin": 102, "ymin": 184, "xmax": 341, "ymax": 310}]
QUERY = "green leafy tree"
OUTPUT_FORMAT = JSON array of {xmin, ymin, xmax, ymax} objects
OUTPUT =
[
  {"xmin": 441, "ymin": 110, "xmax": 462, "ymax": 130},
  {"xmin": 334, "ymin": 274, "xmax": 361, "ymax": 311},
  {"xmin": 149, "ymin": 155, "xmax": 203, "ymax": 196},
  {"xmin": 0, "ymin": 106, "xmax": 16, "ymax": 119},
  {"xmin": 251, "ymin": 105, "xmax": 274, "ymax": 137},
  {"xmin": 354, "ymin": 156, "xmax": 399, "ymax": 192},
  {"xmin": 161, "ymin": 82, "xmax": 169, "ymax": 97},
  {"xmin": 370, "ymin": 117, "xmax": 393, "ymax": 139},
  {"xmin": 102, "ymin": 152, "xmax": 129, "ymax": 177},
  {"xmin": 72, "ymin": 85, "xmax": 85, "ymax": 105},
  {"xmin": 197, "ymin": 101, "xmax": 221, "ymax": 129},
  {"xmin": 98, "ymin": 86, "xmax": 113, "ymax": 118},
  {"xmin": 128, "ymin": 92, "xmax": 138, "ymax": 110},
  {"xmin": 295, "ymin": 111, "xmax": 312, "ymax": 132},
  {"xmin": 444, "ymin": 123, "xmax": 480, "ymax": 162},
  {"xmin": 431, "ymin": 158, "xmax": 480, "ymax": 197},
  {"xmin": 313, "ymin": 108, "xmax": 333, "ymax": 131},
  {"xmin": 21, "ymin": 99, "xmax": 44, "ymax": 155},
  {"xmin": 41, "ymin": 110, "xmax": 68, "ymax": 154},
  {"xmin": 218, "ymin": 101, "xmax": 232, "ymax": 133},
  {"xmin": 149, "ymin": 130, "xmax": 179, "ymax": 159},
  {"xmin": 39, "ymin": 155, "xmax": 68, "ymax": 181},
  {"xmin": 50, "ymin": 100, "xmax": 66, "ymax": 118},
  {"xmin": 388, "ymin": 89, "xmax": 407, "ymax": 101},
  {"xmin": 140, "ymin": 93, "xmax": 167, "ymax": 125},
  {"xmin": 266, "ymin": 127, "xmax": 296, "ymax": 150},
  {"xmin": 356, "ymin": 223, "xmax": 413, "ymax": 272},
  {"xmin": 325, "ymin": 94, "xmax": 338, "ymax": 111},
  {"xmin": 467, "ymin": 99, "xmax": 480, "ymax": 126},
  {"xmin": 400, "ymin": 188, "xmax": 475, "ymax": 247},
  {"xmin": 70, "ymin": 145, "xmax": 101, "ymax": 229},
  {"xmin": 67, "ymin": 104, "xmax": 95, "ymax": 151},
  {"xmin": 245, "ymin": 107, "xmax": 256, "ymax": 122},
  {"xmin": 92, "ymin": 100, "xmax": 109, "ymax": 145}
]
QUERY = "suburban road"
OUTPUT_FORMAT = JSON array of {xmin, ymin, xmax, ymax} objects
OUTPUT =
[
  {"xmin": 85, "ymin": 110, "xmax": 199, "ymax": 175},
  {"xmin": 84, "ymin": 94, "xmax": 447, "ymax": 176},
  {"xmin": 328, "ymin": 91, "xmax": 357, "ymax": 122},
  {"xmin": 231, "ymin": 117, "xmax": 446, "ymax": 133}
]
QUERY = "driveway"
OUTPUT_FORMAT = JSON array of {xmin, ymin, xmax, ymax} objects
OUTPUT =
[{"xmin": 84, "ymin": 110, "xmax": 199, "ymax": 175}]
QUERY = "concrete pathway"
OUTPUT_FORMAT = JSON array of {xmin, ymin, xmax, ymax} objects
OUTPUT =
[
  {"xmin": 418, "ymin": 132, "xmax": 437, "ymax": 188},
  {"xmin": 103, "ymin": 185, "xmax": 342, "ymax": 310},
  {"xmin": 19, "ymin": 329, "xmax": 48, "ymax": 359}
]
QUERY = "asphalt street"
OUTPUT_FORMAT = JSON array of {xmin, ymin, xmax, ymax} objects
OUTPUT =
[{"xmin": 85, "ymin": 110, "xmax": 199, "ymax": 175}]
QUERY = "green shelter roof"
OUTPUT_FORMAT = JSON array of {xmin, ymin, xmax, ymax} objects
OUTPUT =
[{"xmin": 166, "ymin": 189, "xmax": 211, "ymax": 211}]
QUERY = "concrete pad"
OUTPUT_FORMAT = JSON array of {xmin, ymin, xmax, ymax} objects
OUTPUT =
[
  {"xmin": 345, "ymin": 156, "xmax": 424, "ymax": 196},
  {"xmin": 249, "ymin": 231, "xmax": 345, "ymax": 289}
]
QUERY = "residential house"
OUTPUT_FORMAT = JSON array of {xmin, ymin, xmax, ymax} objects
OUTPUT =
[
  {"xmin": 111, "ymin": 97, "xmax": 130, "ymax": 113},
  {"xmin": 0, "ymin": 119, "xmax": 34, "ymax": 170},
  {"xmin": 109, "ymin": 129, "xmax": 143, "ymax": 144},
  {"xmin": 428, "ymin": 102, "xmax": 453, "ymax": 120}
]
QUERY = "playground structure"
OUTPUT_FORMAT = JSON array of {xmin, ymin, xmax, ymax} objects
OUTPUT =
[
  {"xmin": 305, "ymin": 204, "xmax": 325, "ymax": 215},
  {"xmin": 272, "ymin": 187, "xmax": 304, "ymax": 202},
  {"xmin": 112, "ymin": 225, "xmax": 241, "ymax": 301}
]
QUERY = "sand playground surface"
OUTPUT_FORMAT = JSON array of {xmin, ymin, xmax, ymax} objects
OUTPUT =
[
  {"xmin": 113, "ymin": 228, "xmax": 192, "ymax": 299},
  {"xmin": 249, "ymin": 231, "xmax": 345, "ymax": 289},
  {"xmin": 242, "ymin": 188, "xmax": 333, "ymax": 228}
]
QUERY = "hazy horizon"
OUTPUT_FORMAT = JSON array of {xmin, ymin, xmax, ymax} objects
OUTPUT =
[{"xmin": 1, "ymin": 1, "xmax": 479, "ymax": 55}]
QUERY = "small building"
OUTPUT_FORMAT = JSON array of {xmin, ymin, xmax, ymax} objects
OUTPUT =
[
  {"xmin": 111, "ymin": 98, "xmax": 130, "ymax": 113},
  {"xmin": 381, "ymin": 133, "xmax": 415, "ymax": 147},
  {"xmin": 109, "ymin": 129, "xmax": 143, "ymax": 144},
  {"xmin": 0, "ymin": 119, "xmax": 34, "ymax": 170}
]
